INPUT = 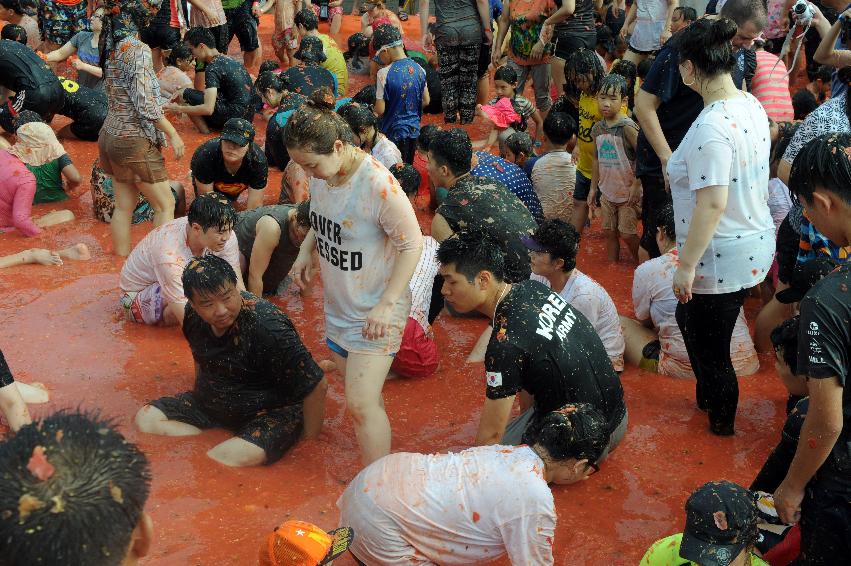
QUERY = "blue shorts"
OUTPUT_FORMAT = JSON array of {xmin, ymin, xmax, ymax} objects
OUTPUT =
[
  {"xmin": 574, "ymin": 171, "xmax": 592, "ymax": 201},
  {"xmin": 326, "ymin": 338, "xmax": 395, "ymax": 359}
]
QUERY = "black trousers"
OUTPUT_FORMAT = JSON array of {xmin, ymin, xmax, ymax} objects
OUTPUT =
[
  {"xmin": 637, "ymin": 172, "xmax": 671, "ymax": 259},
  {"xmin": 675, "ymin": 289, "xmax": 747, "ymax": 431},
  {"xmin": 794, "ymin": 483, "xmax": 851, "ymax": 564}
]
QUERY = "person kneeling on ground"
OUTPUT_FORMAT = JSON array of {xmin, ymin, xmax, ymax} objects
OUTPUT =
[
  {"xmin": 621, "ymin": 204, "xmax": 759, "ymax": 379},
  {"xmin": 235, "ymin": 200, "xmax": 311, "ymax": 296},
  {"xmin": 0, "ymin": 410, "xmax": 154, "ymax": 566},
  {"xmin": 339, "ymin": 402, "xmax": 609, "ymax": 565},
  {"xmin": 191, "ymin": 118, "xmax": 268, "ymax": 209},
  {"xmin": 120, "ymin": 192, "xmax": 244, "ymax": 327},
  {"xmin": 136, "ymin": 254, "xmax": 329, "ymax": 467},
  {"xmin": 437, "ymin": 230, "xmax": 627, "ymax": 456},
  {"xmin": 640, "ymin": 480, "xmax": 768, "ymax": 565},
  {"xmin": 527, "ymin": 219, "xmax": 626, "ymax": 372}
]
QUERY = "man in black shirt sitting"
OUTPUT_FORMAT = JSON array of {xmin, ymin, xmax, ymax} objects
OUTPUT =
[
  {"xmin": 0, "ymin": 38, "xmax": 64, "ymax": 133},
  {"xmin": 135, "ymin": 254, "xmax": 328, "ymax": 467},
  {"xmin": 436, "ymin": 230, "xmax": 627, "ymax": 460},
  {"xmin": 167, "ymin": 27, "xmax": 257, "ymax": 133},
  {"xmin": 190, "ymin": 118, "xmax": 268, "ymax": 209}
]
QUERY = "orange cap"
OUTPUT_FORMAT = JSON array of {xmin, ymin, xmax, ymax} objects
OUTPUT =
[{"xmin": 258, "ymin": 520, "xmax": 354, "ymax": 566}]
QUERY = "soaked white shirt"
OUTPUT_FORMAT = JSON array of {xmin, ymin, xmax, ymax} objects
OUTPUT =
[{"xmin": 338, "ymin": 444, "xmax": 556, "ymax": 565}]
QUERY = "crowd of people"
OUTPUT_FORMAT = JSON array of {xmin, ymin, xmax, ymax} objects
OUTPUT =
[{"xmin": 1, "ymin": 0, "xmax": 850, "ymax": 563}]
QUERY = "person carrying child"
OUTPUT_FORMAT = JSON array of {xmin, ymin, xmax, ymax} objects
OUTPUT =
[
  {"xmin": 476, "ymin": 64, "xmax": 542, "ymax": 154},
  {"xmin": 588, "ymin": 73, "xmax": 641, "ymax": 263}
]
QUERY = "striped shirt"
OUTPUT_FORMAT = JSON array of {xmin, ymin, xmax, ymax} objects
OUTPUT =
[
  {"xmin": 102, "ymin": 36, "xmax": 165, "ymax": 146},
  {"xmin": 409, "ymin": 236, "xmax": 439, "ymax": 332},
  {"xmin": 751, "ymin": 50, "xmax": 794, "ymax": 123}
]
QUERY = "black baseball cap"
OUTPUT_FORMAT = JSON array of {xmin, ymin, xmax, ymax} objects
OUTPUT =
[
  {"xmin": 220, "ymin": 118, "xmax": 254, "ymax": 147},
  {"xmin": 680, "ymin": 481, "xmax": 758, "ymax": 566},
  {"xmin": 776, "ymin": 256, "xmax": 838, "ymax": 304},
  {"xmin": 295, "ymin": 35, "xmax": 327, "ymax": 63}
]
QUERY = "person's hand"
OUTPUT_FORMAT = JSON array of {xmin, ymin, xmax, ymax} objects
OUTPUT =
[
  {"xmin": 291, "ymin": 252, "xmax": 314, "ymax": 290},
  {"xmin": 252, "ymin": 1, "xmax": 262, "ymax": 18},
  {"xmin": 807, "ymin": 2, "xmax": 827, "ymax": 27},
  {"xmin": 774, "ymin": 481, "xmax": 804, "ymax": 524},
  {"xmin": 672, "ymin": 264, "xmax": 695, "ymax": 303},
  {"xmin": 483, "ymin": 27, "xmax": 493, "ymax": 46},
  {"xmin": 71, "ymin": 58, "xmax": 85, "ymax": 71},
  {"xmin": 163, "ymin": 102, "xmax": 181, "ymax": 113},
  {"xmin": 586, "ymin": 187, "xmax": 598, "ymax": 210},
  {"xmin": 660, "ymin": 29, "xmax": 671, "ymax": 44},
  {"xmin": 363, "ymin": 301, "xmax": 393, "ymax": 340},
  {"xmin": 627, "ymin": 180, "xmax": 642, "ymax": 206},
  {"xmin": 169, "ymin": 131, "xmax": 185, "ymax": 160},
  {"xmin": 424, "ymin": 32, "xmax": 434, "ymax": 51},
  {"xmin": 659, "ymin": 152, "xmax": 672, "ymax": 192},
  {"xmin": 530, "ymin": 40, "xmax": 545, "ymax": 61},
  {"xmin": 491, "ymin": 45, "xmax": 502, "ymax": 67}
]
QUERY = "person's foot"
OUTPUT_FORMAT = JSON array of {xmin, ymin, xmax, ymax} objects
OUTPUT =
[
  {"xmin": 17, "ymin": 381, "xmax": 50, "ymax": 404},
  {"xmin": 709, "ymin": 421, "xmax": 735, "ymax": 436},
  {"xmin": 318, "ymin": 359, "xmax": 337, "ymax": 373},
  {"xmin": 62, "ymin": 243, "xmax": 91, "ymax": 261},
  {"xmin": 30, "ymin": 249, "xmax": 62, "ymax": 266},
  {"xmin": 35, "ymin": 209, "xmax": 75, "ymax": 227}
]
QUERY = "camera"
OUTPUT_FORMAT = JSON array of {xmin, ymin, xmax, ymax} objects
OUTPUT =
[{"xmin": 792, "ymin": 0, "xmax": 814, "ymax": 26}]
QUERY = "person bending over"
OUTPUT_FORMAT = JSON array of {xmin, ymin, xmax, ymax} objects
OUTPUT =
[
  {"xmin": 119, "ymin": 192, "xmax": 244, "ymax": 327},
  {"xmin": 621, "ymin": 204, "xmax": 759, "ymax": 379},
  {"xmin": 437, "ymin": 231, "xmax": 627, "ymax": 457},
  {"xmin": 294, "ymin": 7, "xmax": 348, "ymax": 96},
  {"xmin": 0, "ymin": 411, "xmax": 154, "ymax": 566},
  {"xmin": 191, "ymin": 118, "xmax": 268, "ymax": 209},
  {"xmin": 527, "ymin": 219, "xmax": 626, "ymax": 372},
  {"xmin": 235, "ymin": 200, "xmax": 311, "ymax": 296},
  {"xmin": 136, "ymin": 254, "xmax": 328, "ymax": 467},
  {"xmin": 0, "ymin": 38, "xmax": 64, "ymax": 133},
  {"xmin": 167, "ymin": 27, "xmax": 256, "ymax": 134},
  {"xmin": 339, "ymin": 403, "xmax": 610, "ymax": 565},
  {"xmin": 53, "ymin": 76, "xmax": 108, "ymax": 142}
]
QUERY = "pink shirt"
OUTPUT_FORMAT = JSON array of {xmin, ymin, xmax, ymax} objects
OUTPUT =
[
  {"xmin": 0, "ymin": 151, "xmax": 40, "ymax": 237},
  {"xmin": 751, "ymin": 50, "xmax": 794, "ymax": 123}
]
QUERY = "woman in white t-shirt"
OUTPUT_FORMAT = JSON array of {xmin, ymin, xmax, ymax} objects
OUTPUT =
[
  {"xmin": 338, "ymin": 101, "xmax": 403, "ymax": 169},
  {"xmin": 286, "ymin": 89, "xmax": 423, "ymax": 466},
  {"xmin": 668, "ymin": 18, "xmax": 774, "ymax": 436},
  {"xmin": 338, "ymin": 403, "xmax": 608, "ymax": 565}
]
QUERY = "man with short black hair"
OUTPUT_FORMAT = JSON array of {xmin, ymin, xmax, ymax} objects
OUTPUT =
[
  {"xmin": 190, "ymin": 117, "xmax": 268, "ymax": 208},
  {"xmin": 0, "ymin": 410, "xmax": 154, "ymax": 566},
  {"xmin": 120, "ymin": 192, "xmax": 244, "ymax": 327},
  {"xmin": 135, "ymin": 254, "xmax": 329, "ymax": 467},
  {"xmin": 0, "ymin": 0, "xmax": 39, "ymax": 50},
  {"xmin": 428, "ymin": 128, "xmax": 537, "ymax": 283},
  {"xmin": 436, "ymin": 230, "xmax": 627, "ymax": 455},
  {"xmin": 294, "ymin": 7, "xmax": 348, "ymax": 96},
  {"xmin": 166, "ymin": 27, "xmax": 256, "ymax": 133}
]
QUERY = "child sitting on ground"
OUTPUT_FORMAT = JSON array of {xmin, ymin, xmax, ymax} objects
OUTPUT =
[
  {"xmin": 476, "ymin": 65, "xmax": 543, "ymax": 154},
  {"xmin": 157, "ymin": 43, "xmax": 194, "ymax": 106},
  {"xmin": 498, "ymin": 130, "xmax": 536, "ymax": 172},
  {"xmin": 588, "ymin": 74, "xmax": 641, "ymax": 263}
]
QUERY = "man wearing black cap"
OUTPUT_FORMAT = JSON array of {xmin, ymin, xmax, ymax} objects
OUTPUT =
[
  {"xmin": 436, "ymin": 230, "xmax": 627, "ymax": 455},
  {"xmin": 282, "ymin": 34, "xmax": 339, "ymax": 97},
  {"xmin": 190, "ymin": 117, "xmax": 268, "ymax": 210},
  {"xmin": 166, "ymin": 26, "xmax": 256, "ymax": 133},
  {"xmin": 640, "ymin": 480, "xmax": 767, "ymax": 565}
]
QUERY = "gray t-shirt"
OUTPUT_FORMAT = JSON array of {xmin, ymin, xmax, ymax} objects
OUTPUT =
[
  {"xmin": 235, "ymin": 205, "xmax": 299, "ymax": 295},
  {"xmin": 69, "ymin": 31, "xmax": 102, "ymax": 90},
  {"xmin": 432, "ymin": 0, "xmax": 483, "ymax": 47}
]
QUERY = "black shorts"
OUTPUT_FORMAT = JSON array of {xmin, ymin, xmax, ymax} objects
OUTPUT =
[
  {"xmin": 139, "ymin": 24, "xmax": 181, "ymax": 51},
  {"xmin": 149, "ymin": 391, "xmax": 304, "ymax": 464},
  {"xmin": 224, "ymin": 5, "xmax": 260, "ymax": 52},
  {"xmin": 182, "ymin": 88, "xmax": 232, "ymax": 130},
  {"xmin": 69, "ymin": 118, "xmax": 102, "ymax": 141},
  {"xmin": 0, "ymin": 81, "xmax": 64, "ymax": 132},
  {"xmin": 627, "ymin": 44, "xmax": 657, "ymax": 56},
  {"xmin": 553, "ymin": 30, "xmax": 596, "ymax": 61},
  {"xmin": 209, "ymin": 23, "xmax": 231, "ymax": 54},
  {"xmin": 776, "ymin": 213, "xmax": 801, "ymax": 284}
]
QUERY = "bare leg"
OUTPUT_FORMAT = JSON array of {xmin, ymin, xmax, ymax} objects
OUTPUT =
[
  {"xmin": 55, "ymin": 124, "xmax": 79, "ymax": 140},
  {"xmin": 477, "ymin": 72, "xmax": 490, "ymax": 105},
  {"xmin": 0, "ymin": 249, "xmax": 61, "ymax": 268},
  {"xmin": 623, "ymin": 50, "xmax": 646, "ymax": 66},
  {"xmin": 137, "ymin": 180, "xmax": 176, "ymax": 228},
  {"xmin": 171, "ymin": 181, "xmax": 187, "ymax": 217},
  {"xmin": 754, "ymin": 284, "xmax": 794, "ymax": 353},
  {"xmin": 188, "ymin": 114, "xmax": 211, "ymax": 134},
  {"xmin": 330, "ymin": 13, "xmax": 342, "ymax": 35},
  {"xmin": 620, "ymin": 316, "xmax": 658, "ymax": 368},
  {"xmin": 244, "ymin": 46, "xmax": 262, "ymax": 71},
  {"xmin": 110, "ymin": 180, "xmax": 141, "ymax": 256},
  {"xmin": 135, "ymin": 404, "xmax": 203, "ymax": 436},
  {"xmin": 57, "ymin": 243, "xmax": 91, "ymax": 261},
  {"xmin": 34, "ymin": 210, "xmax": 75, "ymax": 229},
  {"xmin": 467, "ymin": 325, "xmax": 493, "ymax": 363},
  {"xmin": 161, "ymin": 301, "xmax": 184, "ymax": 327},
  {"xmin": 623, "ymin": 234, "xmax": 640, "ymax": 264},
  {"xmin": 604, "ymin": 229, "xmax": 620, "ymax": 262},
  {"xmin": 571, "ymin": 200, "xmax": 589, "ymax": 233},
  {"xmin": 16, "ymin": 382, "xmax": 49, "ymax": 404},
  {"xmin": 638, "ymin": 246, "xmax": 650, "ymax": 264},
  {"xmin": 207, "ymin": 437, "xmax": 267, "ymax": 467},
  {"xmin": 551, "ymin": 57, "xmax": 566, "ymax": 98},
  {"xmin": 337, "ymin": 351, "xmax": 395, "ymax": 466}
]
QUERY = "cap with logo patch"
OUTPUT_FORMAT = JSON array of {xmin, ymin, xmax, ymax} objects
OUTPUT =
[
  {"xmin": 258, "ymin": 520, "xmax": 354, "ymax": 566},
  {"xmin": 220, "ymin": 118, "xmax": 255, "ymax": 147}
]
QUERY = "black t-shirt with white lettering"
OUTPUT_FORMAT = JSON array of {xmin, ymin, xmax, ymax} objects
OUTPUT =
[
  {"xmin": 485, "ymin": 280, "xmax": 626, "ymax": 434},
  {"xmin": 183, "ymin": 292, "xmax": 323, "ymax": 422},
  {"xmin": 191, "ymin": 138, "xmax": 269, "ymax": 201},
  {"xmin": 797, "ymin": 265, "xmax": 851, "ymax": 491},
  {"xmin": 0, "ymin": 349, "xmax": 14, "ymax": 388}
]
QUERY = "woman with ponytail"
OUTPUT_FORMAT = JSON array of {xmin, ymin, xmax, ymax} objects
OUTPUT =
[
  {"xmin": 668, "ymin": 17, "xmax": 775, "ymax": 436},
  {"xmin": 285, "ymin": 88, "xmax": 423, "ymax": 466},
  {"xmin": 338, "ymin": 403, "xmax": 608, "ymax": 564},
  {"xmin": 97, "ymin": 0, "xmax": 185, "ymax": 256},
  {"xmin": 337, "ymin": 102, "xmax": 403, "ymax": 169}
]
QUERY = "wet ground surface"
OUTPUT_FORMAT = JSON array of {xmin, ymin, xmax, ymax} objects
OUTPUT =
[{"xmin": 0, "ymin": 14, "xmax": 789, "ymax": 566}]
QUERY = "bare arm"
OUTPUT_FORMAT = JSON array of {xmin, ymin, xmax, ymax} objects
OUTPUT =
[
  {"xmin": 61, "ymin": 162, "xmax": 82, "ymax": 190},
  {"xmin": 662, "ymin": 0, "xmax": 678, "ymax": 42},
  {"xmin": 430, "ymin": 213, "xmax": 454, "ymax": 242},
  {"xmin": 374, "ymin": 98, "xmax": 386, "ymax": 116},
  {"xmin": 301, "ymin": 376, "xmax": 328, "ymax": 438},
  {"xmin": 195, "ymin": 180, "xmax": 215, "ymax": 194},
  {"xmin": 634, "ymin": 89, "xmax": 671, "ymax": 185},
  {"xmin": 245, "ymin": 188, "xmax": 265, "ymax": 210},
  {"xmin": 168, "ymin": 88, "xmax": 218, "ymax": 116},
  {"xmin": 621, "ymin": 2, "xmax": 637, "ymax": 37},
  {"xmin": 476, "ymin": 0, "xmax": 493, "ymax": 44},
  {"xmin": 188, "ymin": 0, "xmax": 215, "ymax": 19},
  {"xmin": 0, "ymin": 382, "xmax": 31, "ymax": 432},
  {"xmin": 530, "ymin": 109, "xmax": 543, "ymax": 141},
  {"xmin": 544, "ymin": 0, "xmax": 576, "ymax": 26},
  {"xmin": 475, "ymin": 395, "xmax": 515, "ymax": 445},
  {"xmin": 493, "ymin": 3, "xmax": 511, "ymax": 64},
  {"xmin": 814, "ymin": 9, "xmax": 851, "ymax": 68},
  {"xmin": 45, "ymin": 42, "xmax": 77, "ymax": 62},
  {"xmin": 422, "ymin": 84, "xmax": 430, "ymax": 109},
  {"xmin": 247, "ymin": 215, "xmax": 281, "ymax": 296}
]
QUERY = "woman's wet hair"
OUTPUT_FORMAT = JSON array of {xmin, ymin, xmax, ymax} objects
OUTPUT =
[
  {"xmin": 338, "ymin": 102, "xmax": 377, "ymax": 135},
  {"xmin": 186, "ymin": 192, "xmax": 237, "ymax": 232},
  {"xmin": 255, "ymin": 71, "xmax": 288, "ymax": 94},
  {"xmin": 493, "ymin": 64, "xmax": 519, "ymax": 85},
  {"xmin": 182, "ymin": 254, "xmax": 239, "ymax": 302},
  {"xmin": 655, "ymin": 203, "xmax": 676, "ymax": 242},
  {"xmin": 522, "ymin": 403, "xmax": 609, "ymax": 464},
  {"xmin": 771, "ymin": 315, "xmax": 800, "ymax": 372},
  {"xmin": 792, "ymin": 89, "xmax": 818, "ymax": 120},
  {"xmin": 428, "ymin": 128, "xmax": 473, "ymax": 177},
  {"xmin": 352, "ymin": 84, "xmax": 376, "ymax": 106},
  {"xmin": 790, "ymin": 132, "xmax": 851, "ymax": 205},
  {"xmin": 389, "ymin": 163, "xmax": 421, "ymax": 196},
  {"xmin": 678, "ymin": 17, "xmax": 737, "ymax": 77},
  {"xmin": 770, "ymin": 122, "xmax": 799, "ymax": 167},
  {"xmin": 436, "ymin": 229, "xmax": 506, "ymax": 283},
  {"xmin": 609, "ymin": 59, "xmax": 637, "ymax": 109},
  {"xmin": 284, "ymin": 87, "xmax": 354, "ymax": 154},
  {"xmin": 565, "ymin": 49, "xmax": 604, "ymax": 98},
  {"xmin": 165, "ymin": 42, "xmax": 192, "ymax": 67},
  {"xmin": 417, "ymin": 124, "xmax": 440, "ymax": 151},
  {"xmin": 295, "ymin": 200, "xmax": 312, "ymax": 228},
  {"xmin": 258, "ymin": 59, "xmax": 280, "ymax": 75}
]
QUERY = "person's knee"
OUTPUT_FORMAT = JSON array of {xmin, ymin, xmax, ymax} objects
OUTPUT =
[
  {"xmin": 146, "ymin": 182, "xmax": 176, "ymax": 212},
  {"xmin": 135, "ymin": 404, "xmax": 166, "ymax": 433},
  {"xmin": 346, "ymin": 394, "xmax": 383, "ymax": 424},
  {"xmin": 207, "ymin": 439, "xmax": 267, "ymax": 467}
]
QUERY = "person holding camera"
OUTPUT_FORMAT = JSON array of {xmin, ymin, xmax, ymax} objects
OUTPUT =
[{"xmin": 814, "ymin": 5, "xmax": 851, "ymax": 70}]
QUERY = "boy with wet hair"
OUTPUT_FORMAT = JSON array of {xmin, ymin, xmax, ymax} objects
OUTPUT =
[
  {"xmin": 530, "ymin": 112, "xmax": 577, "ymax": 222},
  {"xmin": 0, "ymin": 22, "xmax": 26, "ymax": 44},
  {"xmin": 0, "ymin": 410, "xmax": 154, "ymax": 566},
  {"xmin": 135, "ymin": 254, "xmax": 329, "ymax": 467},
  {"xmin": 670, "ymin": 6, "xmax": 696, "ymax": 33},
  {"xmin": 119, "ymin": 192, "xmax": 244, "ymax": 327}
]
